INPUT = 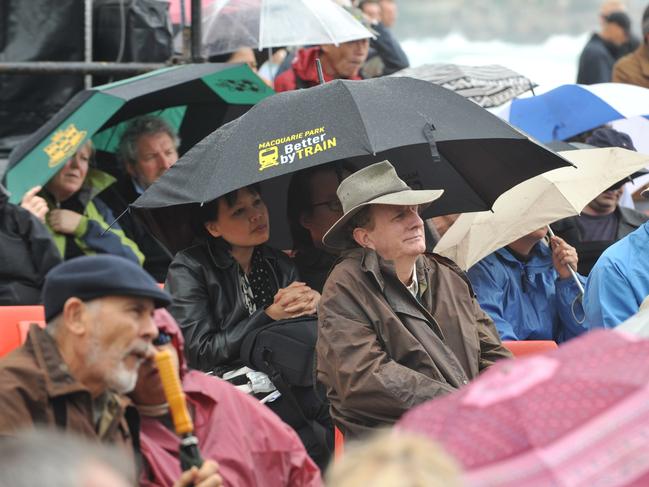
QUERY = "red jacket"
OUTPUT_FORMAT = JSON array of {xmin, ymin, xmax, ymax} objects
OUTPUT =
[
  {"xmin": 138, "ymin": 310, "xmax": 322, "ymax": 487},
  {"xmin": 274, "ymin": 47, "xmax": 363, "ymax": 92}
]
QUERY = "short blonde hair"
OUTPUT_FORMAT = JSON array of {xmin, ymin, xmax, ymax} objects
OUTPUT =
[{"xmin": 325, "ymin": 430, "xmax": 463, "ymax": 487}]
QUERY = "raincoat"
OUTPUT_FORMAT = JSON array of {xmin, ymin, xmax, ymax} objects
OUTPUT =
[
  {"xmin": 467, "ymin": 242, "xmax": 587, "ymax": 342},
  {"xmin": 138, "ymin": 310, "xmax": 321, "ymax": 487},
  {"xmin": 317, "ymin": 248, "xmax": 510, "ymax": 439},
  {"xmin": 584, "ymin": 222, "xmax": 649, "ymax": 328},
  {"xmin": 274, "ymin": 47, "xmax": 363, "ymax": 92},
  {"xmin": 41, "ymin": 169, "xmax": 143, "ymax": 264}
]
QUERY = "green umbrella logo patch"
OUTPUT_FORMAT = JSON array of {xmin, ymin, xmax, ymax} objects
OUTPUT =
[
  {"xmin": 44, "ymin": 124, "xmax": 87, "ymax": 168},
  {"xmin": 257, "ymin": 126, "xmax": 337, "ymax": 171}
]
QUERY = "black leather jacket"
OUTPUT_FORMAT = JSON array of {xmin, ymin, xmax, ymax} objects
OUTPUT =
[{"xmin": 165, "ymin": 239, "xmax": 299, "ymax": 373}]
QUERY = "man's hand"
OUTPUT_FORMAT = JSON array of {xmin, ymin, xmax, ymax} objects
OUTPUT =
[
  {"xmin": 549, "ymin": 236, "xmax": 578, "ymax": 279},
  {"xmin": 47, "ymin": 209, "xmax": 83, "ymax": 235},
  {"xmin": 20, "ymin": 186, "xmax": 49, "ymax": 223},
  {"xmin": 266, "ymin": 282, "xmax": 320, "ymax": 320},
  {"xmin": 173, "ymin": 460, "xmax": 223, "ymax": 487}
]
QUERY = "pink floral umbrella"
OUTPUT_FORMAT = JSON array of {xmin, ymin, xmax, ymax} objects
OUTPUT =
[{"xmin": 397, "ymin": 330, "xmax": 649, "ymax": 487}]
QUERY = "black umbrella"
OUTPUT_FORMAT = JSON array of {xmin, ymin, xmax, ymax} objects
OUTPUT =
[
  {"xmin": 132, "ymin": 76, "xmax": 573, "ymax": 253},
  {"xmin": 3, "ymin": 63, "xmax": 273, "ymax": 203}
]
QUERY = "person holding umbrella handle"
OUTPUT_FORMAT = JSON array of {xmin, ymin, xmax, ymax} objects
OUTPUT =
[{"xmin": 467, "ymin": 227, "xmax": 587, "ymax": 343}]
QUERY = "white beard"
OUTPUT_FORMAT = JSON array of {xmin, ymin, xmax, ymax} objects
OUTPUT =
[
  {"xmin": 86, "ymin": 330, "xmax": 143, "ymax": 395},
  {"xmin": 107, "ymin": 361, "xmax": 140, "ymax": 394}
]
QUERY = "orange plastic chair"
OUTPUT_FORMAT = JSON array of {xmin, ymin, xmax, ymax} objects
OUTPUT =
[
  {"xmin": 334, "ymin": 426, "xmax": 345, "ymax": 459},
  {"xmin": 0, "ymin": 306, "xmax": 45, "ymax": 357},
  {"xmin": 502, "ymin": 340, "xmax": 558, "ymax": 358}
]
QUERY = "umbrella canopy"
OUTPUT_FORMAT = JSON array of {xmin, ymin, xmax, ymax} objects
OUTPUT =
[
  {"xmin": 3, "ymin": 63, "xmax": 273, "ymax": 204},
  {"xmin": 495, "ymin": 83, "xmax": 649, "ymax": 143},
  {"xmin": 397, "ymin": 329, "xmax": 649, "ymax": 487},
  {"xmin": 434, "ymin": 147, "xmax": 649, "ymax": 271},
  {"xmin": 391, "ymin": 63, "xmax": 536, "ymax": 108},
  {"xmin": 202, "ymin": 0, "xmax": 374, "ymax": 57},
  {"xmin": 131, "ymin": 76, "xmax": 571, "ymax": 254}
]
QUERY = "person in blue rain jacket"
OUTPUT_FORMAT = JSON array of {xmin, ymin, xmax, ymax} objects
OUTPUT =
[{"xmin": 467, "ymin": 228, "xmax": 588, "ymax": 342}]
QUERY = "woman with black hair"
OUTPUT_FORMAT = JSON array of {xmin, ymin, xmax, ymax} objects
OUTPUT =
[
  {"xmin": 165, "ymin": 184, "xmax": 332, "ymax": 468},
  {"xmin": 166, "ymin": 184, "xmax": 319, "ymax": 373}
]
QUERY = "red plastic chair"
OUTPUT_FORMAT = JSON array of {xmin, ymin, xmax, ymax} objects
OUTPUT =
[
  {"xmin": 502, "ymin": 340, "xmax": 558, "ymax": 358},
  {"xmin": 0, "ymin": 306, "xmax": 45, "ymax": 357}
]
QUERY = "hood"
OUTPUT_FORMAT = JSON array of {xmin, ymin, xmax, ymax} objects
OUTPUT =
[
  {"xmin": 292, "ymin": 46, "xmax": 364, "ymax": 85},
  {"xmin": 40, "ymin": 168, "xmax": 116, "ymax": 209},
  {"xmin": 292, "ymin": 47, "xmax": 325, "ymax": 85},
  {"xmin": 495, "ymin": 241, "xmax": 553, "ymax": 274},
  {"xmin": 153, "ymin": 308, "xmax": 188, "ymax": 378}
]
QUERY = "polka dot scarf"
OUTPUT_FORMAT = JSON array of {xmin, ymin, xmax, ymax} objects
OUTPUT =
[{"xmin": 239, "ymin": 247, "xmax": 277, "ymax": 315}]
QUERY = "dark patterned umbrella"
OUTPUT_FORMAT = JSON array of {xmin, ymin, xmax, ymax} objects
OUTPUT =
[{"xmin": 392, "ymin": 63, "xmax": 536, "ymax": 108}]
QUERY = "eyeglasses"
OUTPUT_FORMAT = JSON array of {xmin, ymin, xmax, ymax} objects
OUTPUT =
[
  {"xmin": 153, "ymin": 331, "xmax": 172, "ymax": 347},
  {"xmin": 311, "ymin": 199, "xmax": 343, "ymax": 212}
]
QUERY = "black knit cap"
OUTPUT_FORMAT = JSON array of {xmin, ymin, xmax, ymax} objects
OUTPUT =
[{"xmin": 42, "ymin": 255, "xmax": 171, "ymax": 321}]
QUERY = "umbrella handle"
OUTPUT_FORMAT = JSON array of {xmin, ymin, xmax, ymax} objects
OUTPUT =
[
  {"xmin": 547, "ymin": 226, "xmax": 584, "ymax": 296},
  {"xmin": 315, "ymin": 59, "xmax": 325, "ymax": 85}
]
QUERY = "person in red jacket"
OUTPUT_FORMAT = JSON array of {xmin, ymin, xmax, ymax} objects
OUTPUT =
[
  {"xmin": 132, "ymin": 308, "xmax": 322, "ymax": 487},
  {"xmin": 274, "ymin": 39, "xmax": 370, "ymax": 92}
]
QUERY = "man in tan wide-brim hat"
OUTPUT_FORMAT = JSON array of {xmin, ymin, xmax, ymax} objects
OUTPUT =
[{"xmin": 316, "ymin": 160, "xmax": 511, "ymax": 439}]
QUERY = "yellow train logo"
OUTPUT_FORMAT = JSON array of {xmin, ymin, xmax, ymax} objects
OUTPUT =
[
  {"xmin": 258, "ymin": 146, "xmax": 279, "ymax": 171},
  {"xmin": 44, "ymin": 124, "xmax": 87, "ymax": 168}
]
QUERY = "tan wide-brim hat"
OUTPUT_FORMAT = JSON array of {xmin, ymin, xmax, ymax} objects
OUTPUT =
[{"xmin": 322, "ymin": 160, "xmax": 444, "ymax": 250}]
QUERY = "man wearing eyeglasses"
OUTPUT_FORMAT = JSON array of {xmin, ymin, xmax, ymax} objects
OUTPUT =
[
  {"xmin": 287, "ymin": 162, "xmax": 354, "ymax": 292},
  {"xmin": 551, "ymin": 128, "xmax": 648, "ymax": 275}
]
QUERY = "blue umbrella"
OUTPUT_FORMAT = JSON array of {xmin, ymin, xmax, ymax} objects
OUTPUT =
[{"xmin": 497, "ymin": 83, "xmax": 649, "ymax": 143}]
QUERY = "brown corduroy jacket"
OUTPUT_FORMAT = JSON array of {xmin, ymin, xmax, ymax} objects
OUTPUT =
[
  {"xmin": 612, "ymin": 43, "xmax": 649, "ymax": 88},
  {"xmin": 316, "ymin": 249, "xmax": 511, "ymax": 439},
  {"xmin": 0, "ymin": 325, "xmax": 136, "ymax": 450}
]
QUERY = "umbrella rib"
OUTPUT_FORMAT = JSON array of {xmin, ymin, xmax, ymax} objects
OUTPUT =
[{"xmin": 339, "ymin": 82, "xmax": 376, "ymax": 153}]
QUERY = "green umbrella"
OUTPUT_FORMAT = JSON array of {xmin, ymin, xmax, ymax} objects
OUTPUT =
[{"xmin": 4, "ymin": 63, "xmax": 273, "ymax": 204}]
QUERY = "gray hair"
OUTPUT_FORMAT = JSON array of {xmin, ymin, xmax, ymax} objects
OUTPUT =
[
  {"xmin": 0, "ymin": 429, "xmax": 134, "ymax": 487},
  {"xmin": 46, "ymin": 299, "xmax": 102, "ymax": 336},
  {"xmin": 117, "ymin": 115, "xmax": 180, "ymax": 168}
]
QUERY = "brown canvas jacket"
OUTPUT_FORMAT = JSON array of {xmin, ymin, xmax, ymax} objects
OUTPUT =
[
  {"xmin": 316, "ymin": 248, "xmax": 511, "ymax": 438},
  {"xmin": 0, "ymin": 324, "xmax": 134, "ymax": 449},
  {"xmin": 612, "ymin": 43, "xmax": 649, "ymax": 88}
]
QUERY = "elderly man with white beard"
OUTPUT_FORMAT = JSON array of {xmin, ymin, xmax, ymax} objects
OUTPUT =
[{"xmin": 0, "ymin": 255, "xmax": 170, "ymax": 450}]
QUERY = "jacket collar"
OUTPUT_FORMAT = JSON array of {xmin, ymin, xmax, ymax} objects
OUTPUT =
[
  {"xmin": 347, "ymin": 247, "xmax": 441, "ymax": 328},
  {"xmin": 25, "ymin": 325, "xmax": 89, "ymax": 399},
  {"xmin": 206, "ymin": 240, "xmax": 278, "ymax": 270},
  {"xmin": 495, "ymin": 242, "xmax": 552, "ymax": 272},
  {"xmin": 41, "ymin": 168, "xmax": 116, "ymax": 209},
  {"xmin": 346, "ymin": 247, "xmax": 429, "ymax": 293},
  {"xmin": 293, "ymin": 46, "xmax": 364, "ymax": 85}
]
